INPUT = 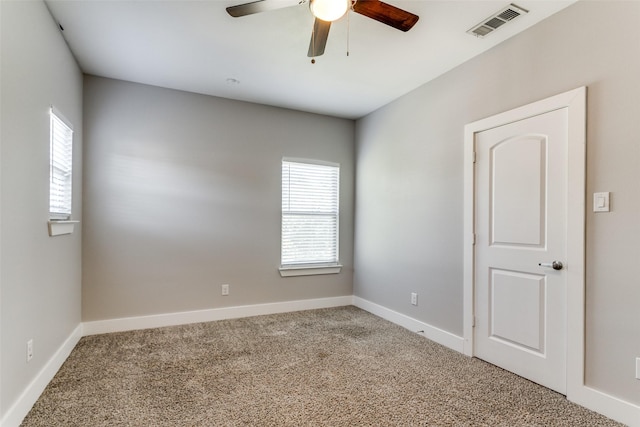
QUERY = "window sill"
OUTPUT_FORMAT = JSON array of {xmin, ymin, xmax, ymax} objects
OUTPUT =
[
  {"xmin": 48, "ymin": 220, "xmax": 79, "ymax": 237},
  {"xmin": 279, "ymin": 264, "xmax": 342, "ymax": 277}
]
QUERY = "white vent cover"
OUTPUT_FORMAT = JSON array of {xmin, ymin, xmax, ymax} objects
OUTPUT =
[{"xmin": 467, "ymin": 3, "xmax": 529, "ymax": 38}]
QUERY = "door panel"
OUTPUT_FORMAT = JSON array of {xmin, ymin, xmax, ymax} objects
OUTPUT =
[
  {"xmin": 491, "ymin": 135, "xmax": 546, "ymax": 247},
  {"xmin": 490, "ymin": 268, "xmax": 545, "ymax": 353},
  {"xmin": 475, "ymin": 108, "xmax": 568, "ymax": 394}
]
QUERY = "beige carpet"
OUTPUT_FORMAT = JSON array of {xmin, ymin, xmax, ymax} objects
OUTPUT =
[{"xmin": 21, "ymin": 306, "xmax": 622, "ymax": 426}]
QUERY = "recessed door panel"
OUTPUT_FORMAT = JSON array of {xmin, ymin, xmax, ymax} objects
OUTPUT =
[
  {"xmin": 490, "ymin": 269, "xmax": 545, "ymax": 354},
  {"xmin": 491, "ymin": 136, "xmax": 546, "ymax": 247}
]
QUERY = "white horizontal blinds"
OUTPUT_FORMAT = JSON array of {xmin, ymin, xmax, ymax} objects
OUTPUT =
[
  {"xmin": 49, "ymin": 109, "xmax": 73, "ymax": 220},
  {"xmin": 282, "ymin": 160, "xmax": 339, "ymax": 266}
]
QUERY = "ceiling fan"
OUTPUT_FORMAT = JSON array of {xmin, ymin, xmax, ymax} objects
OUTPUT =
[{"xmin": 226, "ymin": 0, "xmax": 419, "ymax": 58}]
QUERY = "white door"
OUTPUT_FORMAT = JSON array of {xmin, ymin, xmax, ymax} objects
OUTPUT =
[{"xmin": 474, "ymin": 108, "xmax": 568, "ymax": 394}]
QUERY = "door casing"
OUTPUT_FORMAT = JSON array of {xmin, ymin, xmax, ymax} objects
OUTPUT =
[{"xmin": 463, "ymin": 87, "xmax": 586, "ymax": 398}]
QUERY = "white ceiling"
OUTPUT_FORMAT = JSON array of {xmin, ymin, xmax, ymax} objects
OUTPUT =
[{"xmin": 44, "ymin": 0, "xmax": 577, "ymax": 119}]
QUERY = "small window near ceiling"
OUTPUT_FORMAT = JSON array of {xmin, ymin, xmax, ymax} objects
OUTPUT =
[
  {"xmin": 281, "ymin": 159, "xmax": 341, "ymax": 276},
  {"xmin": 49, "ymin": 108, "xmax": 73, "ymax": 220}
]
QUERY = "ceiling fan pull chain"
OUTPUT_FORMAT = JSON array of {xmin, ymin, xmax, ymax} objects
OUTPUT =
[{"xmin": 311, "ymin": 18, "xmax": 316, "ymax": 64}]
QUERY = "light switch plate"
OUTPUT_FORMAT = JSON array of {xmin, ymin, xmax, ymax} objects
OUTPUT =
[
  {"xmin": 636, "ymin": 357, "xmax": 640, "ymax": 380},
  {"xmin": 593, "ymin": 192, "xmax": 610, "ymax": 212}
]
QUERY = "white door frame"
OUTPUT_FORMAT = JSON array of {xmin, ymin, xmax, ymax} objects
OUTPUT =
[{"xmin": 463, "ymin": 87, "xmax": 586, "ymax": 398}]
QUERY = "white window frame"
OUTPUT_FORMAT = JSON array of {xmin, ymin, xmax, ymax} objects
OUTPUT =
[
  {"xmin": 48, "ymin": 107, "xmax": 78, "ymax": 236},
  {"xmin": 280, "ymin": 158, "xmax": 342, "ymax": 277}
]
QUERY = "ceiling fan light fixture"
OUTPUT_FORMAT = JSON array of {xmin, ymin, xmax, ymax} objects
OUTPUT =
[{"xmin": 309, "ymin": 0, "xmax": 349, "ymax": 22}]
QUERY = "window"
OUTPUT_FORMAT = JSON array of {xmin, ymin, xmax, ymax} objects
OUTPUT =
[
  {"xmin": 281, "ymin": 159, "xmax": 341, "ymax": 275},
  {"xmin": 49, "ymin": 108, "xmax": 73, "ymax": 220}
]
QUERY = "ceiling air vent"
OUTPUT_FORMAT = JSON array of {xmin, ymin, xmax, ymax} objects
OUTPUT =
[{"xmin": 467, "ymin": 3, "xmax": 529, "ymax": 38}]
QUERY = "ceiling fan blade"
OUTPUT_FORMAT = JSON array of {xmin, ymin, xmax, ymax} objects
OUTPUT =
[
  {"xmin": 353, "ymin": 0, "xmax": 419, "ymax": 32},
  {"xmin": 226, "ymin": 0, "xmax": 305, "ymax": 18},
  {"xmin": 307, "ymin": 18, "xmax": 331, "ymax": 57}
]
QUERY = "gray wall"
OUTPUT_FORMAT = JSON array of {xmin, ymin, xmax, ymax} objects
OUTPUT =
[
  {"xmin": 0, "ymin": 0, "xmax": 83, "ymax": 419},
  {"xmin": 82, "ymin": 76, "xmax": 354, "ymax": 321},
  {"xmin": 354, "ymin": 1, "xmax": 640, "ymax": 405}
]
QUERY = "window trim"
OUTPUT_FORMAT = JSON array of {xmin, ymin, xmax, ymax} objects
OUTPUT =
[
  {"xmin": 278, "ymin": 264, "xmax": 342, "ymax": 277},
  {"xmin": 280, "ymin": 158, "xmax": 341, "ymax": 277},
  {"xmin": 48, "ymin": 220, "xmax": 80, "ymax": 237}
]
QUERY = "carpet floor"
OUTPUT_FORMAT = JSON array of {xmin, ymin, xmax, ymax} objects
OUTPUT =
[{"xmin": 21, "ymin": 306, "xmax": 623, "ymax": 426}]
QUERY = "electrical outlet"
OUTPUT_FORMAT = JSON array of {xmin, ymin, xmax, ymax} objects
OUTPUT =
[
  {"xmin": 27, "ymin": 339, "xmax": 33, "ymax": 362},
  {"xmin": 411, "ymin": 292, "xmax": 418, "ymax": 306},
  {"xmin": 636, "ymin": 357, "xmax": 640, "ymax": 380},
  {"xmin": 221, "ymin": 284, "xmax": 229, "ymax": 296}
]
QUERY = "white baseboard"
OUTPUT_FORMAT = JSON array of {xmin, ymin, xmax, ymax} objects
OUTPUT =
[
  {"xmin": 82, "ymin": 296, "xmax": 354, "ymax": 336},
  {"xmin": 570, "ymin": 384, "xmax": 640, "ymax": 427},
  {"xmin": 1, "ymin": 324, "xmax": 82, "ymax": 427},
  {"xmin": 352, "ymin": 296, "xmax": 465, "ymax": 353}
]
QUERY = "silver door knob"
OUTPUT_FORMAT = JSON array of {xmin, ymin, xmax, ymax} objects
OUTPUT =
[{"xmin": 538, "ymin": 261, "xmax": 563, "ymax": 270}]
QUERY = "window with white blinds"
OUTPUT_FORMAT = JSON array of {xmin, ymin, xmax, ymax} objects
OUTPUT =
[
  {"xmin": 49, "ymin": 109, "xmax": 73, "ymax": 220},
  {"xmin": 281, "ymin": 160, "xmax": 339, "ymax": 267}
]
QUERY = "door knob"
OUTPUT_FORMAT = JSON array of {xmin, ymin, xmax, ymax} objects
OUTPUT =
[{"xmin": 538, "ymin": 261, "xmax": 563, "ymax": 270}]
